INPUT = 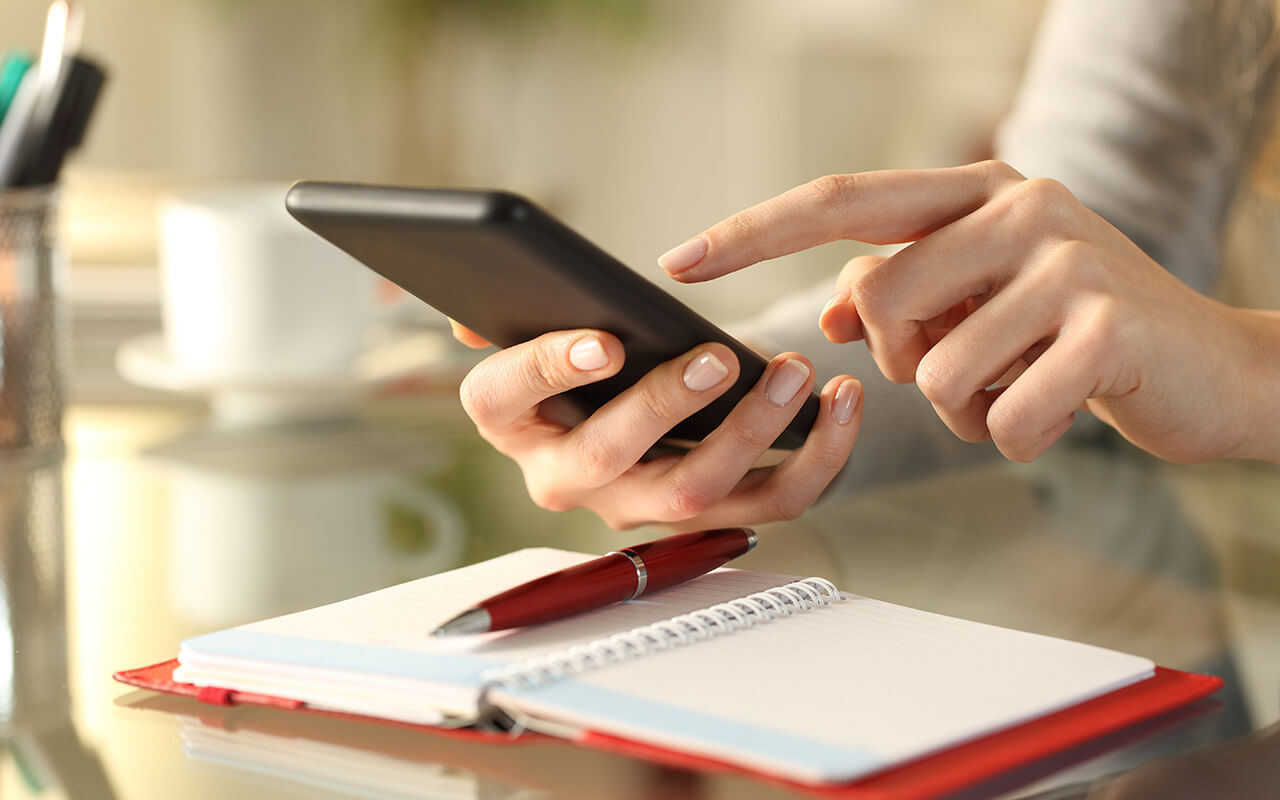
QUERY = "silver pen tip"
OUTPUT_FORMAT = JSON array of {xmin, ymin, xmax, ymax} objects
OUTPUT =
[
  {"xmin": 432, "ymin": 607, "xmax": 492, "ymax": 637},
  {"xmin": 745, "ymin": 529, "xmax": 758, "ymax": 552}
]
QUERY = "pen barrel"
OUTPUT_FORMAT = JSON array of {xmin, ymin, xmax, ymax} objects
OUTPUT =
[
  {"xmin": 483, "ymin": 554, "xmax": 640, "ymax": 630},
  {"xmin": 629, "ymin": 527, "xmax": 754, "ymax": 595}
]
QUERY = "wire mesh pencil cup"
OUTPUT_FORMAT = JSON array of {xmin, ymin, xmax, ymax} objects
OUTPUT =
[{"xmin": 0, "ymin": 186, "xmax": 65, "ymax": 463}]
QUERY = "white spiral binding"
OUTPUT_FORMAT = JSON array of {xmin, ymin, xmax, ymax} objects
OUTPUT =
[{"xmin": 481, "ymin": 577, "xmax": 840, "ymax": 693}]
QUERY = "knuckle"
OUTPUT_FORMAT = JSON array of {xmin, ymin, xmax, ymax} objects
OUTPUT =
[
  {"xmin": 838, "ymin": 253, "xmax": 884, "ymax": 285},
  {"xmin": 458, "ymin": 372, "xmax": 499, "ymax": 424},
  {"xmin": 861, "ymin": 321, "xmax": 918, "ymax": 384},
  {"xmin": 847, "ymin": 267, "xmax": 910, "ymax": 350},
  {"xmin": 724, "ymin": 421, "xmax": 776, "ymax": 455},
  {"xmin": 865, "ymin": 344, "xmax": 913, "ymax": 385},
  {"xmin": 914, "ymin": 352, "xmax": 962, "ymax": 410},
  {"xmin": 1005, "ymin": 177, "xmax": 1081, "ymax": 234},
  {"xmin": 722, "ymin": 210, "xmax": 763, "ymax": 246},
  {"xmin": 524, "ymin": 479, "xmax": 576, "ymax": 513},
  {"xmin": 1000, "ymin": 440, "xmax": 1040, "ymax": 464},
  {"xmin": 765, "ymin": 488, "xmax": 809, "ymax": 522},
  {"xmin": 881, "ymin": 361, "xmax": 918, "ymax": 386},
  {"xmin": 1024, "ymin": 175, "xmax": 1073, "ymax": 202},
  {"xmin": 1076, "ymin": 297, "xmax": 1130, "ymax": 357},
  {"xmin": 570, "ymin": 429, "xmax": 625, "ymax": 486},
  {"xmin": 632, "ymin": 378, "xmax": 690, "ymax": 426},
  {"xmin": 952, "ymin": 416, "xmax": 994, "ymax": 444},
  {"xmin": 1022, "ymin": 175, "xmax": 1073, "ymax": 209},
  {"xmin": 596, "ymin": 508, "xmax": 636, "ymax": 531},
  {"xmin": 1087, "ymin": 297, "xmax": 1124, "ymax": 340},
  {"xmin": 1043, "ymin": 238, "xmax": 1109, "ymax": 294},
  {"xmin": 659, "ymin": 475, "xmax": 716, "ymax": 521},
  {"xmin": 848, "ymin": 270, "xmax": 887, "ymax": 328},
  {"xmin": 805, "ymin": 173, "xmax": 859, "ymax": 213},
  {"xmin": 473, "ymin": 426, "xmax": 517, "ymax": 458},
  {"xmin": 816, "ymin": 435, "xmax": 855, "ymax": 472},
  {"xmin": 978, "ymin": 158, "xmax": 1024, "ymax": 184},
  {"xmin": 986, "ymin": 404, "xmax": 1037, "ymax": 462},
  {"xmin": 524, "ymin": 344, "xmax": 572, "ymax": 395},
  {"xmin": 805, "ymin": 421, "xmax": 855, "ymax": 473}
]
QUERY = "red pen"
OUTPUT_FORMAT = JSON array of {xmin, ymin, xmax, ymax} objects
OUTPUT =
[{"xmin": 431, "ymin": 528, "xmax": 757, "ymax": 636}]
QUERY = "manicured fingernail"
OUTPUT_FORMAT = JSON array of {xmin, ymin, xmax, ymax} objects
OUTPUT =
[
  {"xmin": 683, "ymin": 350, "xmax": 729, "ymax": 391},
  {"xmin": 569, "ymin": 336, "xmax": 609, "ymax": 371},
  {"xmin": 765, "ymin": 359, "xmax": 810, "ymax": 406},
  {"xmin": 658, "ymin": 235, "xmax": 709, "ymax": 274},
  {"xmin": 821, "ymin": 287, "xmax": 852, "ymax": 318},
  {"xmin": 832, "ymin": 378, "xmax": 861, "ymax": 425}
]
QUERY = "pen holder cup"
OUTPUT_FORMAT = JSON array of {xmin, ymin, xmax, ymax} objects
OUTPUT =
[{"xmin": 0, "ymin": 186, "xmax": 65, "ymax": 463}]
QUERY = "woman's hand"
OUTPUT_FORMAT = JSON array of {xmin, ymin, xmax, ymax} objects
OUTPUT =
[
  {"xmin": 449, "ymin": 322, "xmax": 864, "ymax": 530},
  {"xmin": 657, "ymin": 160, "xmax": 1280, "ymax": 464}
]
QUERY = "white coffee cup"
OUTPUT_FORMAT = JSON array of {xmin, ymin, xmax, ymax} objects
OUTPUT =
[{"xmin": 159, "ymin": 183, "xmax": 377, "ymax": 383}]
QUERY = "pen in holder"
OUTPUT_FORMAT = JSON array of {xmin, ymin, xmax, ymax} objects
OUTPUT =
[{"xmin": 0, "ymin": 185, "xmax": 65, "ymax": 461}]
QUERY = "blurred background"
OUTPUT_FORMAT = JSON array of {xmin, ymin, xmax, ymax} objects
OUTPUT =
[
  {"xmin": 3, "ymin": 5, "xmax": 1280, "ymax": 799},
  {"xmin": 1, "ymin": 0, "xmax": 1047, "ymax": 403}
]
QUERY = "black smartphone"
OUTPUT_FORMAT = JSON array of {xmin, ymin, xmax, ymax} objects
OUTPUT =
[{"xmin": 284, "ymin": 181, "xmax": 818, "ymax": 449}]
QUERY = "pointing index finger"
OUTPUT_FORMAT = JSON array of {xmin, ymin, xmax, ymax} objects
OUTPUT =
[{"xmin": 658, "ymin": 161, "xmax": 1022, "ymax": 283}]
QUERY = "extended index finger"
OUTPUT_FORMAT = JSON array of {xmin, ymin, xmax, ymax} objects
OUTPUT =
[{"xmin": 658, "ymin": 160, "xmax": 1023, "ymax": 283}]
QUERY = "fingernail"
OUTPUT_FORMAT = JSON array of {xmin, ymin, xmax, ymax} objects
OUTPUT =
[
  {"xmin": 658, "ymin": 235, "xmax": 709, "ymax": 274},
  {"xmin": 832, "ymin": 378, "xmax": 861, "ymax": 425},
  {"xmin": 569, "ymin": 336, "xmax": 609, "ymax": 371},
  {"xmin": 683, "ymin": 350, "xmax": 729, "ymax": 391},
  {"xmin": 765, "ymin": 359, "xmax": 810, "ymax": 406},
  {"xmin": 821, "ymin": 287, "xmax": 852, "ymax": 318}
]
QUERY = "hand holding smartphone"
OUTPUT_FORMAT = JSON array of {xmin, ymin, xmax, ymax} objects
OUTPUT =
[{"xmin": 284, "ymin": 182, "xmax": 818, "ymax": 448}]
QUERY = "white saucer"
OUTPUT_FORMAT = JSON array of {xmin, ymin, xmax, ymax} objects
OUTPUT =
[{"xmin": 117, "ymin": 329, "xmax": 456, "ymax": 424}]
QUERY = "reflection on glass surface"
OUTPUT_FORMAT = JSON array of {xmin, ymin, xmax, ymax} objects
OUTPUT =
[
  {"xmin": 1, "ymin": 457, "xmax": 116, "ymax": 799},
  {"xmin": 44, "ymin": 399, "xmax": 1280, "ymax": 799},
  {"xmin": 143, "ymin": 419, "xmax": 467, "ymax": 625},
  {"xmin": 1020, "ymin": 722, "xmax": 1280, "ymax": 799},
  {"xmin": 118, "ymin": 691, "xmax": 554, "ymax": 800}
]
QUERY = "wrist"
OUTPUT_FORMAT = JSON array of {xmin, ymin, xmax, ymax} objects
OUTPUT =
[{"xmin": 1226, "ymin": 307, "xmax": 1280, "ymax": 463}]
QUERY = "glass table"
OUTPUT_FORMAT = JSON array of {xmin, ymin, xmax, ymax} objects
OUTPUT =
[{"xmin": 2, "ymin": 389, "xmax": 1277, "ymax": 799}]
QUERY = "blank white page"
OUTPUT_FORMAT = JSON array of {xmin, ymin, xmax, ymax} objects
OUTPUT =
[{"xmin": 496, "ymin": 592, "xmax": 1154, "ymax": 784}]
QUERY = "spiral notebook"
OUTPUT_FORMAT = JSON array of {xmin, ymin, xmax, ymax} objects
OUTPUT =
[{"xmin": 116, "ymin": 548, "xmax": 1221, "ymax": 794}]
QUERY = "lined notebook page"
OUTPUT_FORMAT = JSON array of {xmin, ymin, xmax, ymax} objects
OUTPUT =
[{"xmin": 498, "ymin": 591, "xmax": 1154, "ymax": 783}]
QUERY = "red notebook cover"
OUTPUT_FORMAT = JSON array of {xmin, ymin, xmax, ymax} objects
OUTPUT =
[{"xmin": 114, "ymin": 659, "xmax": 1221, "ymax": 799}]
